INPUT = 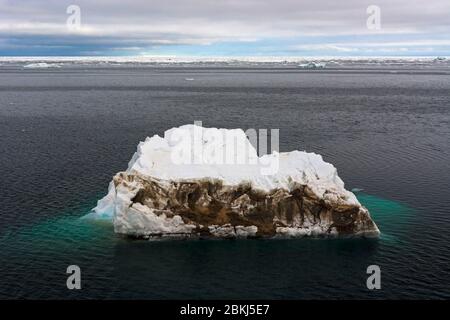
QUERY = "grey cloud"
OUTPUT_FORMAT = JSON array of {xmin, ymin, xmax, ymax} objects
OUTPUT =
[{"xmin": 0, "ymin": 0, "xmax": 449, "ymax": 53}]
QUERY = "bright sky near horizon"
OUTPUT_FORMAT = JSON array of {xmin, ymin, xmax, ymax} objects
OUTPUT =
[{"xmin": 1, "ymin": 0, "xmax": 449, "ymax": 56}]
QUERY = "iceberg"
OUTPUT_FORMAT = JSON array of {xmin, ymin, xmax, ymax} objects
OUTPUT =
[
  {"xmin": 298, "ymin": 62, "xmax": 326, "ymax": 69},
  {"xmin": 92, "ymin": 124, "xmax": 379, "ymax": 239}
]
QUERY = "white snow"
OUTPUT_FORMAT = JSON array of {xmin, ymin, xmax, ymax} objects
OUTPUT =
[{"xmin": 124, "ymin": 124, "xmax": 355, "ymax": 200}]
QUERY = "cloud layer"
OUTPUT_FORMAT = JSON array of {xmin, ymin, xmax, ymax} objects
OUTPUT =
[{"xmin": 1, "ymin": 0, "xmax": 449, "ymax": 56}]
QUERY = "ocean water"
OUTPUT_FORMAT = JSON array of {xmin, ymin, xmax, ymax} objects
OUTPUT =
[{"xmin": 0, "ymin": 61, "xmax": 449, "ymax": 299}]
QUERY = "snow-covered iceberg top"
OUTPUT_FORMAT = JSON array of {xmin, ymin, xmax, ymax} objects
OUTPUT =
[
  {"xmin": 91, "ymin": 124, "xmax": 379, "ymax": 239},
  {"xmin": 123, "ymin": 124, "xmax": 356, "ymax": 203}
]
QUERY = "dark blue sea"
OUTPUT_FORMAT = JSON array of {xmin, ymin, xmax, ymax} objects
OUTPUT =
[{"xmin": 0, "ymin": 60, "xmax": 449, "ymax": 299}]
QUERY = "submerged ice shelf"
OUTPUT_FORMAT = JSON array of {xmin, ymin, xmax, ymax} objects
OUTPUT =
[{"xmin": 92, "ymin": 124, "xmax": 379, "ymax": 239}]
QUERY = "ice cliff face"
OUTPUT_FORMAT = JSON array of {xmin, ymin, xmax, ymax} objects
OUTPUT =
[{"xmin": 92, "ymin": 125, "xmax": 379, "ymax": 239}]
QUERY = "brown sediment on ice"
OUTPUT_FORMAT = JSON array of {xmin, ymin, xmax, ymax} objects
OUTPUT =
[{"xmin": 111, "ymin": 172, "xmax": 379, "ymax": 239}]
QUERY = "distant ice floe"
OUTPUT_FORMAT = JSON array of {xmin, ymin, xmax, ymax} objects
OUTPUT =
[
  {"xmin": 23, "ymin": 62, "xmax": 61, "ymax": 69},
  {"xmin": 0, "ymin": 55, "xmax": 446, "ymax": 70},
  {"xmin": 298, "ymin": 62, "xmax": 327, "ymax": 69}
]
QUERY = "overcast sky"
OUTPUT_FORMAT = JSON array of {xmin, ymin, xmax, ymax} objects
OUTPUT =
[{"xmin": 1, "ymin": 0, "xmax": 449, "ymax": 56}]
